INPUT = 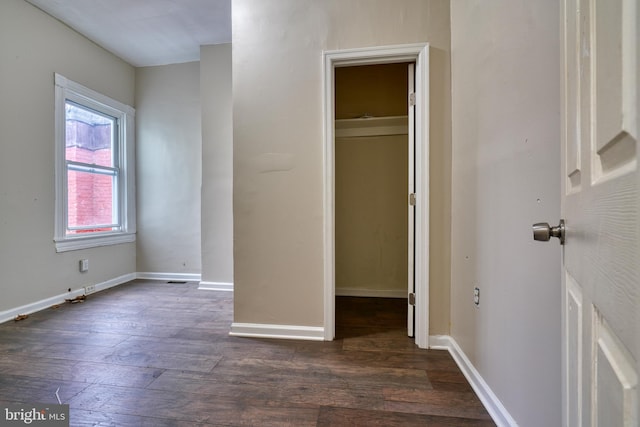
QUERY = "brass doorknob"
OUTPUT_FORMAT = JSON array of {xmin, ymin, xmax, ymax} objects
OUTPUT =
[{"xmin": 533, "ymin": 219, "xmax": 565, "ymax": 245}]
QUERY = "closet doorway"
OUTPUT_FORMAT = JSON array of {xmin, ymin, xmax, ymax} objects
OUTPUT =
[
  {"xmin": 334, "ymin": 62, "xmax": 415, "ymax": 339},
  {"xmin": 323, "ymin": 44, "xmax": 430, "ymax": 349}
]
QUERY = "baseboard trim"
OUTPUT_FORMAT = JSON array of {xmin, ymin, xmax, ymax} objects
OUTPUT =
[
  {"xmin": 198, "ymin": 281, "xmax": 234, "ymax": 292},
  {"xmin": 427, "ymin": 334, "xmax": 451, "ymax": 350},
  {"xmin": 0, "ymin": 273, "xmax": 136, "ymax": 324},
  {"xmin": 136, "ymin": 272, "xmax": 202, "ymax": 282},
  {"xmin": 97, "ymin": 273, "xmax": 137, "ymax": 292},
  {"xmin": 230, "ymin": 323, "xmax": 325, "ymax": 341},
  {"xmin": 335, "ymin": 288, "xmax": 406, "ymax": 298},
  {"xmin": 429, "ymin": 335, "xmax": 517, "ymax": 427}
]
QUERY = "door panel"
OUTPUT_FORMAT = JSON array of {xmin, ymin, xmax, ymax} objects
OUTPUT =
[
  {"xmin": 565, "ymin": 273, "xmax": 583, "ymax": 427},
  {"xmin": 407, "ymin": 62, "xmax": 416, "ymax": 338},
  {"xmin": 564, "ymin": 0, "xmax": 582, "ymax": 193},
  {"xmin": 592, "ymin": 0, "xmax": 637, "ymax": 180},
  {"xmin": 593, "ymin": 311, "xmax": 638, "ymax": 427},
  {"xmin": 562, "ymin": 0, "xmax": 639, "ymax": 425}
]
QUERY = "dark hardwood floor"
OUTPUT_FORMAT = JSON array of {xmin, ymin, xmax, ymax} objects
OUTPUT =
[{"xmin": 0, "ymin": 280, "xmax": 494, "ymax": 426}]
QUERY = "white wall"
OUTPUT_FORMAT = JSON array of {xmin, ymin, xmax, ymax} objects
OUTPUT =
[
  {"xmin": 135, "ymin": 62, "xmax": 202, "ymax": 275},
  {"xmin": 450, "ymin": 1, "xmax": 561, "ymax": 425},
  {"xmin": 0, "ymin": 0, "xmax": 136, "ymax": 312},
  {"xmin": 200, "ymin": 44, "xmax": 234, "ymax": 286},
  {"xmin": 232, "ymin": 0, "xmax": 451, "ymax": 330}
]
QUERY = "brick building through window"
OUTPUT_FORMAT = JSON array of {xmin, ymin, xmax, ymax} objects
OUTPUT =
[{"xmin": 65, "ymin": 103, "xmax": 116, "ymax": 234}]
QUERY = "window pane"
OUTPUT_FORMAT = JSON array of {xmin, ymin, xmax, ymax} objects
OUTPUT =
[
  {"xmin": 65, "ymin": 102, "xmax": 114, "ymax": 167},
  {"xmin": 67, "ymin": 168, "xmax": 117, "ymax": 233}
]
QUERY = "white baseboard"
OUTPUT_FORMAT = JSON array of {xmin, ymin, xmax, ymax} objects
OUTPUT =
[
  {"xmin": 230, "ymin": 322, "xmax": 325, "ymax": 341},
  {"xmin": 97, "ymin": 273, "xmax": 137, "ymax": 292},
  {"xmin": 427, "ymin": 334, "xmax": 451, "ymax": 350},
  {"xmin": 136, "ymin": 272, "xmax": 202, "ymax": 282},
  {"xmin": 198, "ymin": 281, "xmax": 233, "ymax": 291},
  {"xmin": 335, "ymin": 288, "xmax": 406, "ymax": 298},
  {"xmin": 429, "ymin": 335, "xmax": 517, "ymax": 427},
  {"xmin": 0, "ymin": 273, "xmax": 136, "ymax": 324}
]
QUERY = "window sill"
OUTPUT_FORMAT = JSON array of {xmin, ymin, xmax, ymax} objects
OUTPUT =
[{"xmin": 54, "ymin": 233, "xmax": 136, "ymax": 253}]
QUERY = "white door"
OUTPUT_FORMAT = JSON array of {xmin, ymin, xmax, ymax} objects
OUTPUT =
[
  {"xmin": 408, "ymin": 62, "xmax": 416, "ymax": 338},
  {"xmin": 560, "ymin": 0, "xmax": 639, "ymax": 425}
]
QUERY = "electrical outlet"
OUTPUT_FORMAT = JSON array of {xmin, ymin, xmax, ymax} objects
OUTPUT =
[
  {"xmin": 79, "ymin": 259, "xmax": 89, "ymax": 272},
  {"xmin": 473, "ymin": 286, "xmax": 480, "ymax": 306},
  {"xmin": 84, "ymin": 285, "xmax": 96, "ymax": 295}
]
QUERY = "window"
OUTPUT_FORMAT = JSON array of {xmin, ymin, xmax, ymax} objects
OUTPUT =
[{"xmin": 54, "ymin": 74, "xmax": 135, "ymax": 252}]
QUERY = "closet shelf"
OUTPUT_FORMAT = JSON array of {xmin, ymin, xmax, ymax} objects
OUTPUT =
[{"xmin": 335, "ymin": 115, "xmax": 408, "ymax": 138}]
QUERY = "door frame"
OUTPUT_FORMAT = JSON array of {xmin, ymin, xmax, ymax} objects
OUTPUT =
[{"xmin": 322, "ymin": 43, "xmax": 430, "ymax": 348}]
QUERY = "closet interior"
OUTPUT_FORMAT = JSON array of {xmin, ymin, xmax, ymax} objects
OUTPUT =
[{"xmin": 334, "ymin": 62, "xmax": 411, "ymax": 337}]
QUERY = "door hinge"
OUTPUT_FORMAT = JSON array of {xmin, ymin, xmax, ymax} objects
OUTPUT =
[
  {"xmin": 409, "ymin": 92, "xmax": 416, "ymax": 106},
  {"xmin": 409, "ymin": 193, "xmax": 416, "ymax": 206},
  {"xmin": 408, "ymin": 292, "xmax": 416, "ymax": 306}
]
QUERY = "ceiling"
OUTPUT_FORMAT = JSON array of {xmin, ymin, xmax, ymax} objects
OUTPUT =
[{"xmin": 25, "ymin": 0, "xmax": 231, "ymax": 67}]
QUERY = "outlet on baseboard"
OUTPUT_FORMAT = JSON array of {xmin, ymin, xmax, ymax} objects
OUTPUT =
[
  {"xmin": 84, "ymin": 285, "xmax": 96, "ymax": 295},
  {"xmin": 79, "ymin": 259, "xmax": 89, "ymax": 272}
]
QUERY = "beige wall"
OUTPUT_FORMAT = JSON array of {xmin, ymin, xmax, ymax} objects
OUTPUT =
[
  {"xmin": 232, "ymin": 0, "xmax": 451, "ymax": 332},
  {"xmin": 0, "ymin": 0, "xmax": 136, "ymax": 312},
  {"xmin": 336, "ymin": 134, "xmax": 408, "ymax": 295},
  {"xmin": 201, "ymin": 44, "xmax": 234, "ymax": 285},
  {"xmin": 335, "ymin": 63, "xmax": 408, "ymax": 119},
  {"xmin": 450, "ymin": 1, "xmax": 561, "ymax": 425},
  {"xmin": 135, "ymin": 62, "xmax": 202, "ymax": 275}
]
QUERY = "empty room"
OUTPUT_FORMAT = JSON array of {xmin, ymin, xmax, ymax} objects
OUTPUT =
[{"xmin": 1, "ymin": 1, "xmax": 637, "ymax": 426}]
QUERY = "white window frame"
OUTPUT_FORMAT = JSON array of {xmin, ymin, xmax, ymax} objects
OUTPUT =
[{"xmin": 54, "ymin": 73, "xmax": 136, "ymax": 252}]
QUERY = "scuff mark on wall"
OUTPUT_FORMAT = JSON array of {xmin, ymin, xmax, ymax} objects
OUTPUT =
[{"xmin": 251, "ymin": 153, "xmax": 296, "ymax": 174}]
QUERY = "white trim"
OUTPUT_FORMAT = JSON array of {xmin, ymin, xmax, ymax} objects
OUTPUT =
[
  {"xmin": 407, "ymin": 62, "xmax": 416, "ymax": 338},
  {"xmin": 427, "ymin": 334, "xmax": 451, "ymax": 350},
  {"xmin": 323, "ymin": 43, "xmax": 428, "ymax": 66},
  {"xmin": 335, "ymin": 288, "xmax": 406, "ymax": 298},
  {"xmin": 54, "ymin": 74, "xmax": 135, "ymax": 116},
  {"xmin": 198, "ymin": 281, "xmax": 234, "ymax": 292},
  {"xmin": 323, "ymin": 43, "xmax": 430, "ymax": 347},
  {"xmin": 136, "ymin": 272, "xmax": 202, "ymax": 282},
  {"xmin": 53, "ymin": 73, "xmax": 136, "ymax": 253},
  {"xmin": 229, "ymin": 323, "xmax": 325, "ymax": 341},
  {"xmin": 0, "ymin": 273, "xmax": 136, "ymax": 324},
  {"xmin": 54, "ymin": 233, "xmax": 136, "ymax": 252},
  {"xmin": 96, "ymin": 273, "xmax": 137, "ymax": 290},
  {"xmin": 429, "ymin": 335, "xmax": 518, "ymax": 427}
]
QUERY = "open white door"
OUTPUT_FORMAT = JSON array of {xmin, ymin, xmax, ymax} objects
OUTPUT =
[
  {"xmin": 558, "ymin": 0, "xmax": 639, "ymax": 425},
  {"xmin": 407, "ymin": 63, "xmax": 416, "ymax": 338}
]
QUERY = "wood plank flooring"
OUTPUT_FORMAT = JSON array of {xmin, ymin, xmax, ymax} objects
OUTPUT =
[{"xmin": 0, "ymin": 280, "xmax": 494, "ymax": 426}]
